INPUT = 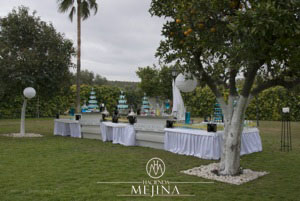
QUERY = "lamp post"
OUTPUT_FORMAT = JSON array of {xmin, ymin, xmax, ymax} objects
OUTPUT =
[
  {"xmin": 171, "ymin": 67, "xmax": 178, "ymax": 118},
  {"xmin": 20, "ymin": 87, "xmax": 36, "ymax": 136},
  {"xmin": 171, "ymin": 67, "xmax": 177, "ymax": 82}
]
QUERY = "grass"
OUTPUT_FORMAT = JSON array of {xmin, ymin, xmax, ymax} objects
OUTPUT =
[{"xmin": 0, "ymin": 118, "xmax": 299, "ymax": 201}]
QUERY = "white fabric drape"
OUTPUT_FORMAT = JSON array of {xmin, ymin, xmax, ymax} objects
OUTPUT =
[
  {"xmin": 54, "ymin": 119, "xmax": 81, "ymax": 138},
  {"xmin": 164, "ymin": 127, "xmax": 262, "ymax": 160},
  {"xmin": 100, "ymin": 122, "xmax": 136, "ymax": 146},
  {"xmin": 112, "ymin": 125, "xmax": 136, "ymax": 146},
  {"xmin": 172, "ymin": 80, "xmax": 185, "ymax": 120},
  {"xmin": 100, "ymin": 122, "xmax": 115, "ymax": 141},
  {"xmin": 240, "ymin": 128, "xmax": 263, "ymax": 155}
]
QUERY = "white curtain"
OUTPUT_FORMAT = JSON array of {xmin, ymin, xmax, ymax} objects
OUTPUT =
[{"xmin": 172, "ymin": 80, "xmax": 186, "ymax": 120}]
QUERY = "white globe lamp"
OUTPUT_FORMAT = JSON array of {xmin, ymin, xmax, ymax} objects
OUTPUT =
[
  {"xmin": 23, "ymin": 87, "xmax": 36, "ymax": 99},
  {"xmin": 175, "ymin": 73, "xmax": 197, "ymax": 93},
  {"xmin": 20, "ymin": 87, "xmax": 36, "ymax": 136}
]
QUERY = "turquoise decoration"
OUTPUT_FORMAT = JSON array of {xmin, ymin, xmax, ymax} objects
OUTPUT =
[
  {"xmin": 81, "ymin": 100, "xmax": 88, "ymax": 113},
  {"xmin": 213, "ymin": 101, "xmax": 223, "ymax": 123},
  {"xmin": 82, "ymin": 88, "xmax": 100, "ymax": 113},
  {"xmin": 141, "ymin": 93, "xmax": 150, "ymax": 115},
  {"xmin": 165, "ymin": 100, "xmax": 170, "ymax": 109},
  {"xmin": 69, "ymin": 107, "xmax": 75, "ymax": 116},
  {"xmin": 185, "ymin": 112, "xmax": 191, "ymax": 124},
  {"xmin": 117, "ymin": 91, "xmax": 129, "ymax": 114}
]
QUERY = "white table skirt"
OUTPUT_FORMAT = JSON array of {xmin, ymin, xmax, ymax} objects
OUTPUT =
[
  {"xmin": 54, "ymin": 119, "xmax": 81, "ymax": 138},
  {"xmin": 164, "ymin": 127, "xmax": 262, "ymax": 160},
  {"xmin": 112, "ymin": 126, "xmax": 136, "ymax": 146},
  {"xmin": 240, "ymin": 128, "xmax": 262, "ymax": 155},
  {"xmin": 100, "ymin": 122, "xmax": 136, "ymax": 146}
]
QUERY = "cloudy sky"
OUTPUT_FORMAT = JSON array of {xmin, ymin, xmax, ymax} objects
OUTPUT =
[{"xmin": 0, "ymin": 0, "xmax": 166, "ymax": 81}]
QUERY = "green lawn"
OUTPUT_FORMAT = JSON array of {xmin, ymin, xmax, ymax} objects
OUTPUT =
[{"xmin": 0, "ymin": 118, "xmax": 299, "ymax": 201}]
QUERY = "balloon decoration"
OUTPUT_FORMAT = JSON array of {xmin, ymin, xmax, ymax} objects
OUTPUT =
[{"xmin": 175, "ymin": 73, "xmax": 197, "ymax": 92}]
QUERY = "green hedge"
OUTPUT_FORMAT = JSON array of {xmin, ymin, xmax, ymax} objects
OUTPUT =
[
  {"xmin": 246, "ymin": 87, "xmax": 300, "ymax": 121},
  {"xmin": 183, "ymin": 86, "xmax": 300, "ymax": 121},
  {"xmin": 0, "ymin": 93, "xmax": 72, "ymax": 119},
  {"xmin": 183, "ymin": 87, "xmax": 216, "ymax": 118},
  {"xmin": 0, "ymin": 85, "xmax": 121, "ymax": 119},
  {"xmin": 71, "ymin": 85, "xmax": 120, "ymax": 114},
  {"xmin": 1, "ymin": 85, "xmax": 299, "ymax": 121}
]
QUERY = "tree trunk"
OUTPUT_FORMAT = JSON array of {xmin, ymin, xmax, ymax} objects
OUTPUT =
[
  {"xmin": 20, "ymin": 98, "xmax": 27, "ymax": 136},
  {"xmin": 76, "ymin": 0, "xmax": 82, "ymax": 113},
  {"xmin": 219, "ymin": 95, "xmax": 249, "ymax": 175}
]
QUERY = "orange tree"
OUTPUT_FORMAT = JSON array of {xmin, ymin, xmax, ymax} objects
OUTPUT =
[{"xmin": 150, "ymin": 0, "xmax": 300, "ymax": 175}]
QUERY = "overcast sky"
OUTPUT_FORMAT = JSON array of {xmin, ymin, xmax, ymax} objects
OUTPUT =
[{"xmin": 0, "ymin": 0, "xmax": 166, "ymax": 81}]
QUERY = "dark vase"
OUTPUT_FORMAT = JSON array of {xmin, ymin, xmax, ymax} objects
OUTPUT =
[
  {"xmin": 112, "ymin": 115, "xmax": 119, "ymax": 123},
  {"xmin": 166, "ymin": 120, "xmax": 175, "ymax": 128},
  {"xmin": 75, "ymin": 114, "xmax": 81, "ymax": 121},
  {"xmin": 207, "ymin": 123, "xmax": 217, "ymax": 132},
  {"xmin": 102, "ymin": 114, "xmax": 107, "ymax": 122},
  {"xmin": 128, "ymin": 116, "xmax": 136, "ymax": 125}
]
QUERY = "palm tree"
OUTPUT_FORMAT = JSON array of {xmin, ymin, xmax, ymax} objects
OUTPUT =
[{"xmin": 57, "ymin": 0, "xmax": 98, "ymax": 113}]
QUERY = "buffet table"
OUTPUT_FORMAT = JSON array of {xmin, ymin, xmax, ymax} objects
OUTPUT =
[
  {"xmin": 164, "ymin": 127, "xmax": 262, "ymax": 160},
  {"xmin": 239, "ymin": 128, "xmax": 263, "ymax": 155},
  {"xmin": 54, "ymin": 119, "xmax": 81, "ymax": 138},
  {"xmin": 100, "ymin": 122, "xmax": 136, "ymax": 146}
]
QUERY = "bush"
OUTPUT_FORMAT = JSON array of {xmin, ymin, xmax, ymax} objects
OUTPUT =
[
  {"xmin": 1, "ymin": 85, "xmax": 299, "ymax": 121},
  {"xmin": 183, "ymin": 86, "xmax": 300, "ymax": 121}
]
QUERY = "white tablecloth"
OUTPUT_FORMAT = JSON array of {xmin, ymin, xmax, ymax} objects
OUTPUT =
[
  {"xmin": 100, "ymin": 122, "xmax": 136, "ymax": 146},
  {"xmin": 239, "ymin": 128, "xmax": 263, "ymax": 155},
  {"xmin": 54, "ymin": 119, "xmax": 81, "ymax": 138},
  {"xmin": 164, "ymin": 127, "xmax": 262, "ymax": 160}
]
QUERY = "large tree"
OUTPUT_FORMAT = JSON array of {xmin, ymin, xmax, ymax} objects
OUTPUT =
[
  {"xmin": 136, "ymin": 66, "xmax": 160, "ymax": 97},
  {"xmin": 57, "ymin": 0, "xmax": 98, "ymax": 113},
  {"xmin": 0, "ymin": 7, "xmax": 74, "ymax": 99},
  {"xmin": 150, "ymin": 0, "xmax": 300, "ymax": 175},
  {"xmin": 136, "ymin": 65, "xmax": 173, "ymax": 99}
]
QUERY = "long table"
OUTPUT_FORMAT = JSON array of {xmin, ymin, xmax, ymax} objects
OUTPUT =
[
  {"xmin": 54, "ymin": 119, "xmax": 81, "ymax": 138},
  {"xmin": 164, "ymin": 127, "xmax": 262, "ymax": 160},
  {"xmin": 100, "ymin": 122, "xmax": 136, "ymax": 146}
]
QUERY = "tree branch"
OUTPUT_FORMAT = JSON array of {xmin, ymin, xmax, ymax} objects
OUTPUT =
[
  {"xmin": 241, "ymin": 61, "xmax": 263, "ymax": 97},
  {"xmin": 193, "ymin": 51, "xmax": 229, "ymax": 117},
  {"xmin": 229, "ymin": 67, "xmax": 238, "ymax": 96},
  {"xmin": 193, "ymin": 51, "xmax": 223, "ymax": 98}
]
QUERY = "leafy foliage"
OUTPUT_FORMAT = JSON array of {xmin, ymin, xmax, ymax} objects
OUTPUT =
[
  {"xmin": 136, "ymin": 65, "xmax": 173, "ymax": 99},
  {"xmin": 70, "ymin": 85, "xmax": 120, "ymax": 114},
  {"xmin": 184, "ymin": 86, "xmax": 300, "ymax": 121},
  {"xmin": 0, "ymin": 93, "xmax": 72, "ymax": 119},
  {"xmin": 246, "ymin": 87, "xmax": 300, "ymax": 121},
  {"xmin": 0, "ymin": 7, "xmax": 75, "ymax": 98},
  {"xmin": 183, "ymin": 86, "xmax": 216, "ymax": 117},
  {"xmin": 1, "ymin": 83, "xmax": 299, "ymax": 121},
  {"xmin": 106, "ymin": 80, "xmax": 139, "ymax": 91},
  {"xmin": 150, "ymin": 0, "xmax": 300, "ymax": 97},
  {"xmin": 57, "ymin": 0, "xmax": 98, "ymax": 21},
  {"xmin": 71, "ymin": 69, "xmax": 108, "ymax": 86}
]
